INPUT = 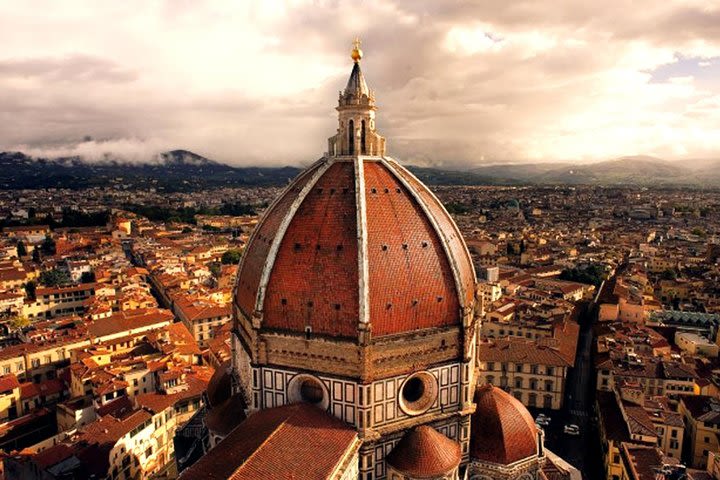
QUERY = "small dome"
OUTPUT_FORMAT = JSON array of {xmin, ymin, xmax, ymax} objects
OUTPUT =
[
  {"xmin": 386, "ymin": 425, "xmax": 461, "ymax": 478},
  {"xmin": 205, "ymin": 394, "xmax": 247, "ymax": 437},
  {"xmin": 470, "ymin": 385, "xmax": 539, "ymax": 465},
  {"xmin": 206, "ymin": 361, "xmax": 231, "ymax": 408}
]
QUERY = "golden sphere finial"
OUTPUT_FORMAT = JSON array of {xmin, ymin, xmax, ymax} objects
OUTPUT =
[{"xmin": 351, "ymin": 37, "xmax": 363, "ymax": 62}]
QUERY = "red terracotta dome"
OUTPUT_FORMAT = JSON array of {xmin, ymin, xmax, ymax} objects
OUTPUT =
[
  {"xmin": 234, "ymin": 157, "xmax": 475, "ymax": 338},
  {"xmin": 206, "ymin": 361, "xmax": 231, "ymax": 408},
  {"xmin": 470, "ymin": 384, "xmax": 539, "ymax": 465},
  {"xmin": 386, "ymin": 425, "xmax": 461, "ymax": 478},
  {"xmin": 205, "ymin": 394, "xmax": 247, "ymax": 437}
]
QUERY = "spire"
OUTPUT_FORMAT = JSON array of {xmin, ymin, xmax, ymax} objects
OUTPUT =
[
  {"xmin": 345, "ymin": 37, "xmax": 369, "ymax": 98},
  {"xmin": 327, "ymin": 39, "xmax": 386, "ymax": 157}
]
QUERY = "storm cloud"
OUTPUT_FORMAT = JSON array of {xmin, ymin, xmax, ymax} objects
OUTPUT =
[{"xmin": 1, "ymin": 0, "xmax": 719, "ymax": 167}]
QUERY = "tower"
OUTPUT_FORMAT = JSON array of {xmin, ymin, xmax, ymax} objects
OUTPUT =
[
  {"xmin": 227, "ymin": 40, "xmax": 478, "ymax": 480},
  {"xmin": 328, "ymin": 38, "xmax": 386, "ymax": 157},
  {"xmin": 180, "ymin": 39, "xmax": 578, "ymax": 480}
]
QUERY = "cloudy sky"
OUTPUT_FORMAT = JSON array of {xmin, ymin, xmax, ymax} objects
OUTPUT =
[{"xmin": 1, "ymin": 1, "xmax": 719, "ymax": 167}]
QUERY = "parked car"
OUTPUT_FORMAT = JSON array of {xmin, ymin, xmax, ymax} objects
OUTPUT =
[
  {"xmin": 535, "ymin": 414, "xmax": 551, "ymax": 427},
  {"xmin": 563, "ymin": 424, "xmax": 580, "ymax": 435}
]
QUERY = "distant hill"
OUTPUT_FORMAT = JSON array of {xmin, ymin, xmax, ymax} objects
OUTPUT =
[
  {"xmin": 0, "ymin": 151, "xmax": 717, "ymax": 190},
  {"xmin": 533, "ymin": 156, "xmax": 693, "ymax": 185},
  {"xmin": 0, "ymin": 150, "xmax": 302, "ymax": 191},
  {"xmin": 691, "ymin": 160, "xmax": 720, "ymax": 185},
  {"xmin": 466, "ymin": 156, "xmax": 714, "ymax": 186},
  {"xmin": 469, "ymin": 162, "xmax": 571, "ymax": 183}
]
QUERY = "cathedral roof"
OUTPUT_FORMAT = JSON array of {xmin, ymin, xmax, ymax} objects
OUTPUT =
[
  {"xmin": 180, "ymin": 403, "xmax": 358, "ymax": 480},
  {"xmin": 470, "ymin": 384, "xmax": 539, "ymax": 465},
  {"xmin": 386, "ymin": 425, "xmax": 462, "ymax": 477},
  {"xmin": 233, "ymin": 157, "xmax": 475, "ymax": 338}
]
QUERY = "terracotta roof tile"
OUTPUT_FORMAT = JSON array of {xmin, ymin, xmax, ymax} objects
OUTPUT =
[
  {"xmin": 181, "ymin": 403, "xmax": 357, "ymax": 480},
  {"xmin": 365, "ymin": 161, "xmax": 460, "ymax": 335},
  {"xmin": 0, "ymin": 373, "xmax": 20, "ymax": 393},
  {"xmin": 233, "ymin": 157, "xmax": 474, "ymax": 339},
  {"xmin": 386, "ymin": 425, "xmax": 461, "ymax": 477},
  {"xmin": 235, "ymin": 162, "xmax": 324, "ymax": 319},
  {"xmin": 470, "ymin": 384, "xmax": 538, "ymax": 465},
  {"xmin": 263, "ymin": 161, "xmax": 359, "ymax": 337}
]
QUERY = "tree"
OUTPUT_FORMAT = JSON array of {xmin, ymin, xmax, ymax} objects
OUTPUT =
[
  {"xmin": 691, "ymin": 227, "xmax": 707, "ymax": 238},
  {"xmin": 560, "ymin": 263, "xmax": 608, "ymax": 288},
  {"xmin": 221, "ymin": 249, "xmax": 242, "ymax": 265},
  {"xmin": 39, "ymin": 269, "xmax": 71, "ymax": 287},
  {"xmin": 209, "ymin": 262, "xmax": 221, "ymax": 277},
  {"xmin": 42, "ymin": 235, "xmax": 56, "ymax": 255},
  {"xmin": 16, "ymin": 240, "xmax": 26, "ymax": 257},
  {"xmin": 661, "ymin": 269, "xmax": 677, "ymax": 281},
  {"xmin": 8, "ymin": 315, "xmax": 30, "ymax": 331},
  {"xmin": 25, "ymin": 281, "xmax": 36, "ymax": 300},
  {"xmin": 445, "ymin": 202, "xmax": 470, "ymax": 215},
  {"xmin": 80, "ymin": 271, "xmax": 96, "ymax": 283}
]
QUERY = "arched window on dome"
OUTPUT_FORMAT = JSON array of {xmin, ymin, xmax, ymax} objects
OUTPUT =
[
  {"xmin": 361, "ymin": 119, "xmax": 366, "ymax": 154},
  {"xmin": 348, "ymin": 119, "xmax": 354, "ymax": 155}
]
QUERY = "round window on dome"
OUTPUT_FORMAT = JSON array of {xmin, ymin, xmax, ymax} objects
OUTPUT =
[
  {"xmin": 398, "ymin": 371, "xmax": 438, "ymax": 416},
  {"xmin": 300, "ymin": 379, "xmax": 324, "ymax": 404},
  {"xmin": 287, "ymin": 374, "xmax": 330, "ymax": 410}
]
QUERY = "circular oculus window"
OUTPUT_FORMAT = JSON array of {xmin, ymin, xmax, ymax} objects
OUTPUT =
[
  {"xmin": 398, "ymin": 371, "xmax": 438, "ymax": 416},
  {"xmin": 287, "ymin": 374, "xmax": 330, "ymax": 410}
]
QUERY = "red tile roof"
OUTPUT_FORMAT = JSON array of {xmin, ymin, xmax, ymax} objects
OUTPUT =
[
  {"xmin": 364, "ymin": 161, "xmax": 460, "ymax": 335},
  {"xmin": 470, "ymin": 384, "xmax": 538, "ymax": 465},
  {"xmin": 136, "ymin": 374, "xmax": 208, "ymax": 413},
  {"xmin": 167, "ymin": 322, "xmax": 202, "ymax": 355},
  {"xmin": 386, "ymin": 425, "xmax": 461, "ymax": 477},
  {"xmin": 235, "ymin": 162, "xmax": 324, "ymax": 320},
  {"xmin": 181, "ymin": 403, "xmax": 358, "ymax": 480},
  {"xmin": 388, "ymin": 159, "xmax": 475, "ymax": 309},
  {"xmin": 0, "ymin": 373, "xmax": 19, "ymax": 393},
  {"xmin": 263, "ymin": 161, "xmax": 359, "ymax": 337},
  {"xmin": 87, "ymin": 308, "xmax": 173, "ymax": 339},
  {"xmin": 234, "ymin": 157, "xmax": 475, "ymax": 338}
]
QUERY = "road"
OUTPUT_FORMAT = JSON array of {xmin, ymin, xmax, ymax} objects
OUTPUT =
[{"xmin": 529, "ymin": 301, "xmax": 604, "ymax": 479}]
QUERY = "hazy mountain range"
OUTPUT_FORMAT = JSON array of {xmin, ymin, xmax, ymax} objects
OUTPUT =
[{"xmin": 1, "ymin": 150, "xmax": 719, "ymax": 190}]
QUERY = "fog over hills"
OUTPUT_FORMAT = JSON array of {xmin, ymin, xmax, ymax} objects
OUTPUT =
[{"xmin": 1, "ymin": 150, "xmax": 718, "ymax": 190}]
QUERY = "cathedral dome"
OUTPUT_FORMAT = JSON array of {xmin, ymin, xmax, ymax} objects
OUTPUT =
[
  {"xmin": 470, "ymin": 385, "xmax": 539, "ymax": 465},
  {"xmin": 233, "ymin": 42, "xmax": 474, "ymax": 341},
  {"xmin": 233, "ymin": 156, "xmax": 475, "ymax": 339},
  {"xmin": 386, "ymin": 425, "xmax": 461, "ymax": 478}
]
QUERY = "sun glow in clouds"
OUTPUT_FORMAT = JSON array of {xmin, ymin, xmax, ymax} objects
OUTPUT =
[{"xmin": 0, "ymin": 0, "xmax": 719, "ymax": 166}]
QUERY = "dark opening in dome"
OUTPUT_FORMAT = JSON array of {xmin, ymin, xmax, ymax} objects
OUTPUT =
[
  {"xmin": 402, "ymin": 376, "xmax": 425, "ymax": 403},
  {"xmin": 300, "ymin": 379, "xmax": 324, "ymax": 404}
]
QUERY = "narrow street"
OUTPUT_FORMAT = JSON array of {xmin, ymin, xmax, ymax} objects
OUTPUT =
[{"xmin": 531, "ymin": 301, "xmax": 604, "ymax": 479}]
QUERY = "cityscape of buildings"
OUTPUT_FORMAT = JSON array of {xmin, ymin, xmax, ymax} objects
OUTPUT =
[{"xmin": 1, "ymin": 40, "xmax": 720, "ymax": 480}]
